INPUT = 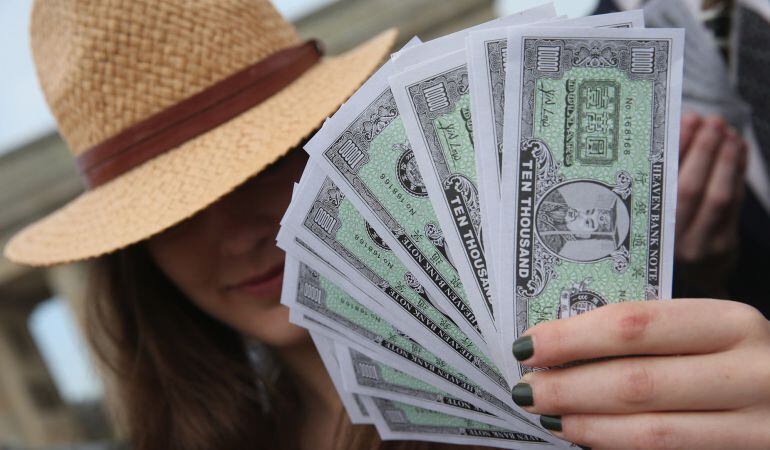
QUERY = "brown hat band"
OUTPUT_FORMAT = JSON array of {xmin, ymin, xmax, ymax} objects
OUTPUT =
[{"xmin": 76, "ymin": 40, "xmax": 323, "ymax": 189}]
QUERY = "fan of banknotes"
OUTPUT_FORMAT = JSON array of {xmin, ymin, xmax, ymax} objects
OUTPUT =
[{"xmin": 277, "ymin": 3, "xmax": 684, "ymax": 448}]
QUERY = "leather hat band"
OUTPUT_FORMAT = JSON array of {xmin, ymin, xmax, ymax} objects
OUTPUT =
[{"xmin": 76, "ymin": 40, "xmax": 323, "ymax": 189}]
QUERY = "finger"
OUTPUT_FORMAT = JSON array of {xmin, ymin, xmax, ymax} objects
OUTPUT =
[
  {"xmin": 678, "ymin": 113, "xmax": 702, "ymax": 161},
  {"xmin": 512, "ymin": 299, "xmax": 762, "ymax": 367},
  {"xmin": 553, "ymin": 411, "xmax": 770, "ymax": 450},
  {"xmin": 685, "ymin": 132, "xmax": 744, "ymax": 250},
  {"xmin": 513, "ymin": 351, "xmax": 763, "ymax": 415},
  {"xmin": 676, "ymin": 116, "xmax": 727, "ymax": 234}
]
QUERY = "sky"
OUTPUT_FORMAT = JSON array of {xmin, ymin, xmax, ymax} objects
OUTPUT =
[
  {"xmin": 0, "ymin": 0, "xmax": 54, "ymax": 155},
  {"xmin": 4, "ymin": 0, "xmax": 598, "ymax": 404},
  {"xmin": 28, "ymin": 299, "xmax": 103, "ymax": 403}
]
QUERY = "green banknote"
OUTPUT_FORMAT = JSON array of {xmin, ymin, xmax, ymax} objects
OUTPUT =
[
  {"xmin": 279, "ymin": 253, "xmax": 545, "ymax": 435},
  {"xmin": 335, "ymin": 344, "xmax": 510, "ymax": 428},
  {"xmin": 499, "ymin": 28, "xmax": 683, "ymax": 377},
  {"xmin": 306, "ymin": 57, "xmax": 486, "ymax": 354},
  {"xmin": 391, "ymin": 50, "xmax": 503, "ymax": 368},
  {"xmin": 364, "ymin": 397, "xmax": 551, "ymax": 449}
]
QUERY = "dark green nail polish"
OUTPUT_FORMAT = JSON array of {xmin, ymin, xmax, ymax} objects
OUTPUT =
[
  {"xmin": 579, "ymin": 446, "xmax": 591, "ymax": 450},
  {"xmin": 512, "ymin": 336, "xmax": 534, "ymax": 361},
  {"xmin": 539, "ymin": 415, "xmax": 562, "ymax": 432},
  {"xmin": 511, "ymin": 383, "xmax": 533, "ymax": 407}
]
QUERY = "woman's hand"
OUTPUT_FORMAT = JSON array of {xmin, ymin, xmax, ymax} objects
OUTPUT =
[
  {"xmin": 674, "ymin": 114, "xmax": 747, "ymax": 295},
  {"xmin": 511, "ymin": 299, "xmax": 770, "ymax": 449}
]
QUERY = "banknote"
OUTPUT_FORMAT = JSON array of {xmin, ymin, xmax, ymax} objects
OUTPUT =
[
  {"xmin": 466, "ymin": 11, "xmax": 646, "ymax": 324},
  {"xmin": 390, "ymin": 46, "xmax": 506, "ymax": 374},
  {"xmin": 334, "ymin": 343, "xmax": 511, "ymax": 428},
  {"xmin": 466, "ymin": 16, "xmax": 562, "ymax": 328},
  {"xmin": 499, "ymin": 27, "xmax": 683, "ymax": 377},
  {"xmin": 306, "ymin": 50, "xmax": 488, "ymax": 354},
  {"xmin": 361, "ymin": 396, "xmax": 552, "ymax": 450},
  {"xmin": 309, "ymin": 332, "xmax": 372, "ymax": 424},
  {"xmin": 279, "ymin": 252, "xmax": 561, "ymax": 443}
]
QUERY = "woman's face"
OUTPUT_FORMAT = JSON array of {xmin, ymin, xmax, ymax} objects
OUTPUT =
[{"xmin": 148, "ymin": 150, "xmax": 308, "ymax": 348}]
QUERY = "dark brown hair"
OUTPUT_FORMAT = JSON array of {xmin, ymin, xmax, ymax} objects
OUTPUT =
[
  {"xmin": 88, "ymin": 244, "xmax": 290, "ymax": 449},
  {"xmin": 86, "ymin": 242, "xmax": 485, "ymax": 450}
]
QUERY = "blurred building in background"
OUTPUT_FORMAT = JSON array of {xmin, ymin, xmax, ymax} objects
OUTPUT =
[{"xmin": 0, "ymin": 0, "xmax": 512, "ymax": 447}]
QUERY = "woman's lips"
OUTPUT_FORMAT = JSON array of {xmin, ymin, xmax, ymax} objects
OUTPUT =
[{"xmin": 229, "ymin": 264, "xmax": 284, "ymax": 299}]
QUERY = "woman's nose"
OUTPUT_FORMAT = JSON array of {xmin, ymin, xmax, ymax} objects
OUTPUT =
[
  {"xmin": 211, "ymin": 189, "xmax": 275, "ymax": 257},
  {"xmin": 220, "ymin": 223, "xmax": 265, "ymax": 256}
]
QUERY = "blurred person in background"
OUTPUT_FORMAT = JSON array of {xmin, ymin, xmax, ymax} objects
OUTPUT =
[{"xmin": 5, "ymin": 1, "xmax": 770, "ymax": 449}]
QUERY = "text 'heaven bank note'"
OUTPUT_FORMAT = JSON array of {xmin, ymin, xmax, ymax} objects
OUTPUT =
[{"xmin": 499, "ymin": 27, "xmax": 683, "ymax": 377}]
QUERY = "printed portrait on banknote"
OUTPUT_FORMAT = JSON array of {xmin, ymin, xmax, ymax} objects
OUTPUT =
[{"xmin": 535, "ymin": 179, "xmax": 631, "ymax": 262}]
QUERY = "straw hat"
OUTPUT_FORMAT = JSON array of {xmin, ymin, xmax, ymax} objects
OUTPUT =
[{"xmin": 5, "ymin": 0, "xmax": 396, "ymax": 266}]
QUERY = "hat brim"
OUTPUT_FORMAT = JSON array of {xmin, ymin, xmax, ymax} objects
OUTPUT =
[{"xmin": 5, "ymin": 29, "xmax": 398, "ymax": 266}]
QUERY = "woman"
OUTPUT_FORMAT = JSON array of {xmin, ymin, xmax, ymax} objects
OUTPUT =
[{"xmin": 5, "ymin": 1, "xmax": 768, "ymax": 450}]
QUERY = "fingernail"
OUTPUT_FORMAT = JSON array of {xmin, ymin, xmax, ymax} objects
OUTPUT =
[
  {"xmin": 579, "ymin": 446, "xmax": 591, "ymax": 450},
  {"xmin": 539, "ymin": 415, "xmax": 562, "ymax": 432},
  {"xmin": 511, "ymin": 383, "xmax": 534, "ymax": 407},
  {"xmin": 512, "ymin": 336, "xmax": 534, "ymax": 361}
]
